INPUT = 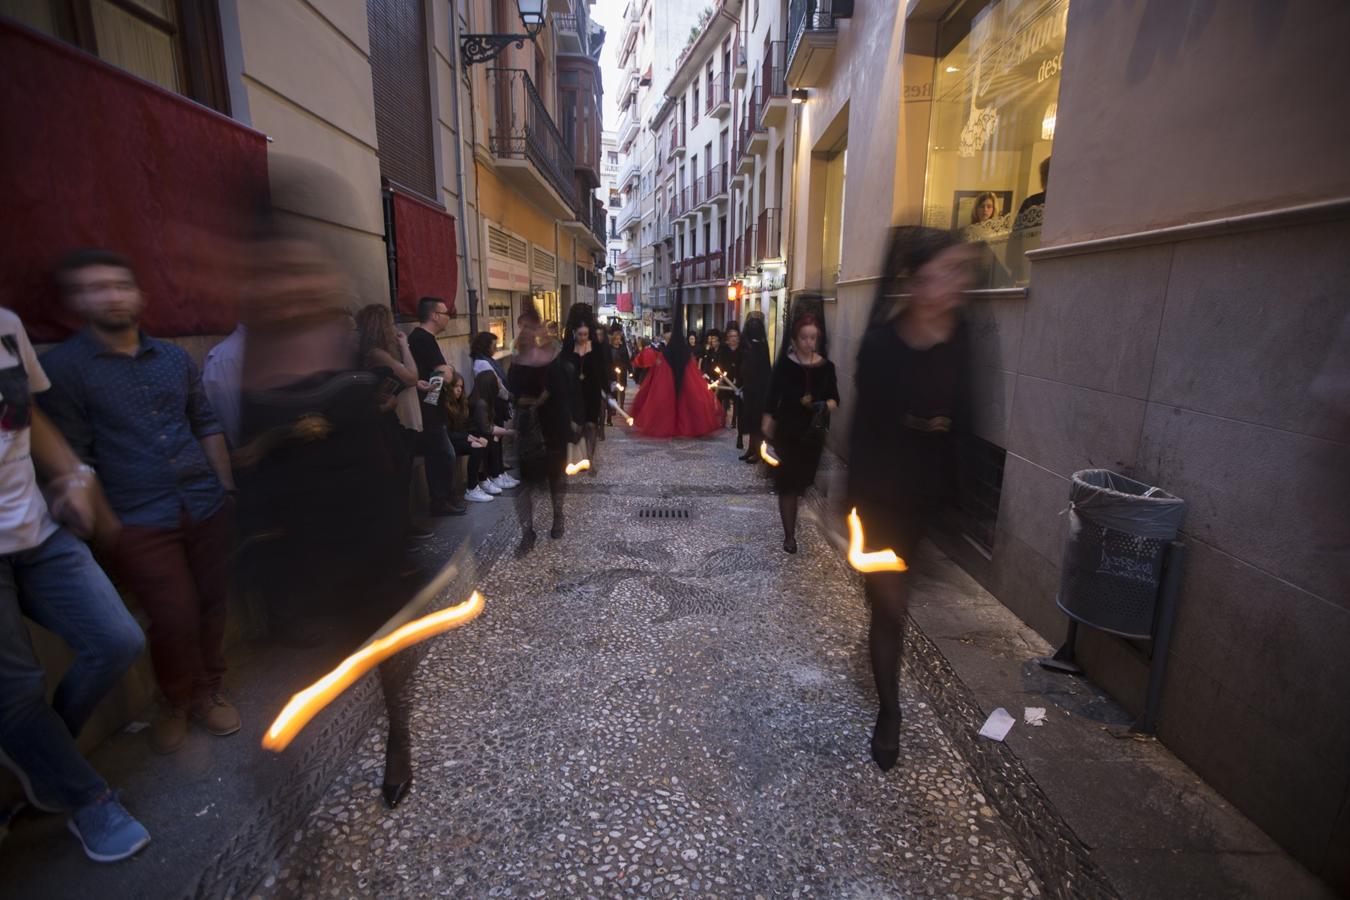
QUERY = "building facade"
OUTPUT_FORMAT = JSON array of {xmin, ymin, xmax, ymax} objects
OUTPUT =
[
  {"xmin": 610, "ymin": 0, "xmax": 704, "ymax": 337},
  {"xmin": 778, "ymin": 0, "xmax": 1350, "ymax": 891},
  {"xmin": 2, "ymin": 0, "xmax": 608, "ymax": 365}
]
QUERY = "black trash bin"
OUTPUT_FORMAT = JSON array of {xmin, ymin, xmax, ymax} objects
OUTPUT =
[
  {"xmin": 1040, "ymin": 469, "xmax": 1188, "ymax": 734},
  {"xmin": 1058, "ymin": 469, "xmax": 1186, "ymax": 639}
]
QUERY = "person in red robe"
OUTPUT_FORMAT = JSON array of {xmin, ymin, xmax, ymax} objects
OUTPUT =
[{"xmin": 631, "ymin": 310, "xmax": 722, "ymax": 438}]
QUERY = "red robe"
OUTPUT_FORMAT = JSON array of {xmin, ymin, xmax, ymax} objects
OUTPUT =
[{"xmin": 631, "ymin": 356, "xmax": 724, "ymax": 438}]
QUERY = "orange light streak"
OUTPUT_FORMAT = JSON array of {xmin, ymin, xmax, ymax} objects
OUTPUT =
[
  {"xmin": 566, "ymin": 459, "xmax": 591, "ymax": 475},
  {"xmin": 263, "ymin": 591, "xmax": 485, "ymax": 752},
  {"xmin": 847, "ymin": 507, "xmax": 908, "ymax": 573},
  {"xmin": 759, "ymin": 441, "xmax": 781, "ymax": 467}
]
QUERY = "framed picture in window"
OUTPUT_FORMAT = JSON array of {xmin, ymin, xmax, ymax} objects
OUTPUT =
[{"xmin": 951, "ymin": 190, "xmax": 1014, "ymax": 230}]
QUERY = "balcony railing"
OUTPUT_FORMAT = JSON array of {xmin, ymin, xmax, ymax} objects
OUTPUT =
[
  {"xmin": 668, "ymin": 121, "xmax": 686, "ymax": 159},
  {"xmin": 788, "ymin": 0, "xmax": 837, "ymax": 65},
  {"xmin": 487, "ymin": 68, "xmax": 576, "ymax": 211},
  {"xmin": 708, "ymin": 249, "xmax": 724, "ymax": 281},
  {"xmin": 705, "ymin": 163, "xmax": 728, "ymax": 201},
  {"xmin": 755, "ymin": 207, "xmax": 782, "ymax": 262},
  {"xmin": 591, "ymin": 202, "xmax": 607, "ymax": 246}
]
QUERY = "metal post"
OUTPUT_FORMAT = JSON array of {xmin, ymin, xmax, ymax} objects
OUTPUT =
[
  {"xmin": 1134, "ymin": 541, "xmax": 1188, "ymax": 735},
  {"xmin": 1037, "ymin": 618, "xmax": 1083, "ymax": 675}
]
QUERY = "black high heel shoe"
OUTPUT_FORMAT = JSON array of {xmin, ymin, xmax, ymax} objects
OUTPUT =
[
  {"xmin": 870, "ymin": 709, "xmax": 902, "ymax": 772},
  {"xmin": 382, "ymin": 739, "xmax": 412, "ymax": 808},
  {"xmin": 783, "ymin": 537, "xmax": 798, "ymax": 554},
  {"xmin": 516, "ymin": 527, "xmax": 537, "ymax": 558},
  {"xmin": 550, "ymin": 515, "xmax": 565, "ymax": 539},
  {"xmin": 736, "ymin": 435, "xmax": 744, "ymax": 450}
]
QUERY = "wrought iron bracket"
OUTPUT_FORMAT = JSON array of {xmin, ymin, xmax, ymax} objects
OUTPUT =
[{"xmin": 461, "ymin": 33, "xmax": 534, "ymax": 66}]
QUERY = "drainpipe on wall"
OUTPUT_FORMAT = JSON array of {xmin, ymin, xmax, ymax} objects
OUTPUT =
[
  {"xmin": 448, "ymin": 7, "xmax": 480, "ymax": 336},
  {"xmin": 784, "ymin": 101, "xmax": 804, "ymax": 320}
]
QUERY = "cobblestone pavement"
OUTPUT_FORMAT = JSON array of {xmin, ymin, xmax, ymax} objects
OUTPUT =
[{"xmin": 258, "ymin": 425, "xmax": 1042, "ymax": 898}]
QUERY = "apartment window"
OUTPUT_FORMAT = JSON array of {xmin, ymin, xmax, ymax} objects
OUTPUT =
[
  {"xmin": 369, "ymin": 0, "xmax": 436, "ymax": 199},
  {"xmin": 922, "ymin": 0, "xmax": 1068, "ymax": 287},
  {"xmin": 609, "ymin": 151, "xmax": 619, "ymax": 164},
  {"xmin": 7, "ymin": 0, "xmax": 230, "ymax": 113}
]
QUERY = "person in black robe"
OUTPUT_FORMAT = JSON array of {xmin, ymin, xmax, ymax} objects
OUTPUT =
[
  {"xmin": 606, "ymin": 325, "xmax": 633, "ymax": 424},
  {"xmin": 561, "ymin": 305, "xmax": 607, "ymax": 469},
  {"xmin": 717, "ymin": 322, "xmax": 742, "ymax": 439},
  {"xmin": 763, "ymin": 309, "xmax": 839, "ymax": 554},
  {"xmin": 848, "ymin": 226, "xmax": 977, "ymax": 772},
  {"xmin": 737, "ymin": 313, "xmax": 772, "ymax": 462}
]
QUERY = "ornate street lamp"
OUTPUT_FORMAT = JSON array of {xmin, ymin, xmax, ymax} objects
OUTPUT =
[{"xmin": 461, "ymin": 0, "xmax": 547, "ymax": 66}]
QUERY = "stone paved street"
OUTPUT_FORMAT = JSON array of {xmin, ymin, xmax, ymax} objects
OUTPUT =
[{"xmin": 259, "ymin": 425, "xmax": 1042, "ymax": 898}]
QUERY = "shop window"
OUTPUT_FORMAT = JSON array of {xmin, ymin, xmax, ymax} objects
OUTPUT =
[
  {"xmin": 487, "ymin": 289, "xmax": 513, "ymax": 344},
  {"xmin": 6, "ymin": 0, "xmax": 230, "ymax": 113},
  {"xmin": 921, "ymin": 0, "xmax": 1067, "ymax": 288}
]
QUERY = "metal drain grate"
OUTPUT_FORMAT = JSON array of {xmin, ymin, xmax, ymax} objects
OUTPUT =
[{"xmin": 637, "ymin": 506, "xmax": 692, "ymax": 520}]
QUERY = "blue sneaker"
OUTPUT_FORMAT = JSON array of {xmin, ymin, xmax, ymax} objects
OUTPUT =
[
  {"xmin": 67, "ymin": 793, "xmax": 150, "ymax": 863},
  {"xmin": 0, "ymin": 746, "xmax": 63, "ymax": 813}
]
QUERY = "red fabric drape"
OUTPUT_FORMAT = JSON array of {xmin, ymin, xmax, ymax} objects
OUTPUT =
[
  {"xmin": 0, "ymin": 20, "xmax": 269, "ymax": 342},
  {"xmin": 391, "ymin": 190, "xmax": 458, "ymax": 319},
  {"xmin": 617, "ymin": 292, "xmax": 633, "ymax": 313}
]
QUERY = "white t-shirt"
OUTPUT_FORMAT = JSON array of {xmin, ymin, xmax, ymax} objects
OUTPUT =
[{"xmin": 0, "ymin": 308, "xmax": 58, "ymax": 554}]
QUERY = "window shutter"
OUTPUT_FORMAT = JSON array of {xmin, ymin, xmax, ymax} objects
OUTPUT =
[{"xmin": 368, "ymin": 0, "xmax": 436, "ymax": 200}]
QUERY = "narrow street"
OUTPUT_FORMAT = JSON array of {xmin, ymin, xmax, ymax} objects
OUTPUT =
[{"xmin": 260, "ymin": 426, "xmax": 1041, "ymax": 898}]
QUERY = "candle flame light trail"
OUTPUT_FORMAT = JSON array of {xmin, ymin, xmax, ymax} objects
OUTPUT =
[
  {"xmin": 263, "ymin": 591, "xmax": 485, "ymax": 752},
  {"xmin": 566, "ymin": 459, "xmax": 591, "ymax": 475},
  {"xmin": 846, "ymin": 507, "xmax": 908, "ymax": 573},
  {"xmin": 759, "ymin": 441, "xmax": 781, "ymax": 467},
  {"xmin": 606, "ymin": 396, "xmax": 633, "ymax": 425}
]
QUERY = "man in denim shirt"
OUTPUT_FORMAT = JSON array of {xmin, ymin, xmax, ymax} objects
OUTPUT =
[{"xmin": 41, "ymin": 249, "xmax": 240, "ymax": 755}]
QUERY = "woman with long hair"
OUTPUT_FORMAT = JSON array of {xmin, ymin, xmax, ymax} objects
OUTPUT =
[
  {"xmin": 509, "ymin": 309, "xmax": 575, "ymax": 554},
  {"xmin": 718, "ymin": 323, "xmax": 741, "ymax": 438},
  {"xmin": 763, "ymin": 309, "xmax": 838, "ymax": 553},
  {"xmin": 737, "ymin": 313, "xmax": 772, "ymax": 461},
  {"xmin": 561, "ymin": 307, "xmax": 607, "ymax": 470},
  {"xmin": 849, "ymin": 226, "xmax": 976, "ymax": 772},
  {"xmin": 444, "ymin": 372, "xmax": 490, "ymax": 503}
]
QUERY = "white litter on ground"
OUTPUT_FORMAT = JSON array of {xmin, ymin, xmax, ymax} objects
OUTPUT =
[
  {"xmin": 978, "ymin": 707, "xmax": 1016, "ymax": 741},
  {"xmin": 1024, "ymin": 707, "xmax": 1048, "ymax": 727}
]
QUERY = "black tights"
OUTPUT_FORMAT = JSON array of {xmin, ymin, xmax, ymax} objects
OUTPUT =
[
  {"xmin": 516, "ymin": 474, "xmax": 565, "ymax": 532},
  {"xmin": 583, "ymin": 422, "xmax": 598, "ymax": 463},
  {"xmin": 378, "ymin": 649, "xmax": 418, "ymax": 785},
  {"xmin": 777, "ymin": 493, "xmax": 799, "ymax": 541},
  {"xmin": 867, "ymin": 572, "xmax": 910, "ymax": 721}
]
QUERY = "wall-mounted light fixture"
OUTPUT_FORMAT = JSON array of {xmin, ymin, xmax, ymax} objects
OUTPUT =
[
  {"xmin": 790, "ymin": 89, "xmax": 809, "ymax": 104},
  {"xmin": 461, "ymin": 0, "xmax": 547, "ymax": 66}
]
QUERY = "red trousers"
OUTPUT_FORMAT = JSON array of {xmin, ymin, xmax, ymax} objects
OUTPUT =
[{"xmin": 114, "ymin": 505, "xmax": 231, "ymax": 706}]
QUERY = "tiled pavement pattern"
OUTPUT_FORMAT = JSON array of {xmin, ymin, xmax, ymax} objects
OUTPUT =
[{"xmin": 256, "ymin": 426, "xmax": 1043, "ymax": 898}]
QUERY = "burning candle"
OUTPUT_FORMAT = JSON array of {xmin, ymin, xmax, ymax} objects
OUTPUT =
[
  {"xmin": 566, "ymin": 459, "xmax": 591, "ymax": 475},
  {"xmin": 759, "ymin": 441, "xmax": 781, "ymax": 467},
  {"xmin": 263, "ymin": 591, "xmax": 486, "ymax": 751},
  {"xmin": 847, "ymin": 507, "xmax": 908, "ymax": 573}
]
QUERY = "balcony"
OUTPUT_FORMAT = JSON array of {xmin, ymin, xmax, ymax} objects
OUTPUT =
[
  {"xmin": 786, "ymin": 0, "xmax": 842, "ymax": 86},
  {"xmin": 708, "ymin": 74, "xmax": 732, "ymax": 119},
  {"xmin": 486, "ymin": 68, "xmax": 576, "ymax": 221},
  {"xmin": 616, "ymin": 249, "xmax": 641, "ymax": 273},
  {"xmin": 618, "ymin": 107, "xmax": 640, "ymax": 152},
  {"xmin": 591, "ymin": 200, "xmax": 608, "ymax": 247},
  {"xmin": 703, "ymin": 163, "xmax": 728, "ymax": 207},
  {"xmin": 759, "ymin": 42, "xmax": 789, "ymax": 129},
  {"xmin": 708, "ymin": 249, "xmax": 725, "ymax": 282},
  {"xmin": 618, "ymin": 195, "xmax": 641, "ymax": 233},
  {"xmin": 755, "ymin": 207, "xmax": 783, "ymax": 262},
  {"xmin": 745, "ymin": 87, "xmax": 769, "ymax": 157},
  {"xmin": 554, "ymin": 14, "xmax": 583, "ymax": 54},
  {"xmin": 619, "ymin": 155, "xmax": 640, "ymax": 190},
  {"xmin": 668, "ymin": 121, "xmax": 686, "ymax": 160},
  {"xmin": 731, "ymin": 31, "xmax": 748, "ymax": 90}
]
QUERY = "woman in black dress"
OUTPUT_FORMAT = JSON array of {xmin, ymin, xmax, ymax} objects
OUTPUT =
[
  {"xmin": 607, "ymin": 325, "xmax": 632, "ymax": 424},
  {"xmin": 737, "ymin": 313, "xmax": 771, "ymax": 462},
  {"xmin": 763, "ymin": 312, "xmax": 839, "ymax": 553},
  {"xmin": 848, "ymin": 227, "xmax": 977, "ymax": 772},
  {"xmin": 561, "ymin": 310, "xmax": 607, "ymax": 470},
  {"xmin": 509, "ymin": 310, "xmax": 576, "ymax": 554}
]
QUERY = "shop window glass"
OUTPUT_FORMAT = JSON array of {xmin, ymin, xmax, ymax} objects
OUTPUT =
[
  {"xmin": 487, "ymin": 289, "xmax": 513, "ymax": 344},
  {"xmin": 922, "ymin": 0, "xmax": 1067, "ymax": 288}
]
